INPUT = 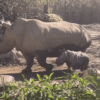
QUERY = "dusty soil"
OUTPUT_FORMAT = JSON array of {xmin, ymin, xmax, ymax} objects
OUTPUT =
[{"xmin": 0, "ymin": 24, "xmax": 100, "ymax": 81}]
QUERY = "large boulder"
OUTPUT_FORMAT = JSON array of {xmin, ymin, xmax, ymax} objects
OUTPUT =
[{"xmin": 0, "ymin": 48, "xmax": 23, "ymax": 64}]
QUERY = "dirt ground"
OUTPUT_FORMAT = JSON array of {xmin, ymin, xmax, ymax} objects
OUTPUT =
[{"xmin": 0, "ymin": 24, "xmax": 100, "ymax": 80}]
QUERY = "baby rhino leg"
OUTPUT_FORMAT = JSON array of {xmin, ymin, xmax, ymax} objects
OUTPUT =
[
  {"xmin": 80, "ymin": 58, "xmax": 89, "ymax": 71},
  {"xmin": 66, "ymin": 60, "xmax": 72, "ymax": 70},
  {"xmin": 81, "ymin": 63, "xmax": 89, "ymax": 71}
]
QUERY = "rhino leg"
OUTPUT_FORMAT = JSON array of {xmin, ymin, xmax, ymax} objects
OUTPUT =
[
  {"xmin": 36, "ymin": 52, "xmax": 53, "ymax": 72},
  {"xmin": 80, "ymin": 64, "xmax": 88, "ymax": 71},
  {"xmin": 22, "ymin": 54, "xmax": 34, "ymax": 73}
]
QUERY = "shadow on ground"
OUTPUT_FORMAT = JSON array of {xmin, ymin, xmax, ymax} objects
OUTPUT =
[{"xmin": 4, "ymin": 69, "xmax": 72, "ymax": 82}]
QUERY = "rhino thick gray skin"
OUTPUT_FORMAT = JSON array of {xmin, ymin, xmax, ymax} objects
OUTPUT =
[
  {"xmin": 56, "ymin": 50, "xmax": 89, "ymax": 71},
  {"xmin": 0, "ymin": 18, "xmax": 91, "ymax": 73}
]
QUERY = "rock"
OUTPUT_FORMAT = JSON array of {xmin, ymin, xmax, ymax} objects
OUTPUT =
[
  {"xmin": 0, "ymin": 48, "xmax": 23, "ymax": 65},
  {"xmin": 0, "ymin": 75, "xmax": 15, "ymax": 92},
  {"xmin": 0, "ymin": 75, "xmax": 15, "ymax": 85},
  {"xmin": 13, "ymin": 48, "xmax": 23, "ymax": 58},
  {"xmin": 96, "ymin": 69, "xmax": 100, "ymax": 75}
]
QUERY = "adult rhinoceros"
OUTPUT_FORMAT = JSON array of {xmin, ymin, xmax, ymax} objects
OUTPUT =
[{"xmin": 0, "ymin": 18, "xmax": 91, "ymax": 73}]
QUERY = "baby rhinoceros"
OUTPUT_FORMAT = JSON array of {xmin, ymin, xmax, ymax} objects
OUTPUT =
[{"xmin": 56, "ymin": 50, "xmax": 89, "ymax": 71}]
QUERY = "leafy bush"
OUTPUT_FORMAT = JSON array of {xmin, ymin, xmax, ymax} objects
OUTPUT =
[
  {"xmin": 35, "ymin": 13, "xmax": 63, "ymax": 22},
  {"xmin": 1, "ymin": 0, "xmax": 100, "ymax": 24},
  {"xmin": 0, "ymin": 69, "xmax": 100, "ymax": 100},
  {"xmin": 44, "ymin": 14, "xmax": 63, "ymax": 22}
]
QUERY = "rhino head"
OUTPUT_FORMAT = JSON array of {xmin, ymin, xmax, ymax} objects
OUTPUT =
[
  {"xmin": 0, "ymin": 20, "xmax": 15, "ymax": 54},
  {"xmin": 56, "ymin": 51, "xmax": 68, "ymax": 66}
]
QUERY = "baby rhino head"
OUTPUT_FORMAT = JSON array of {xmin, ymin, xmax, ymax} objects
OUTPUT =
[{"xmin": 56, "ymin": 51, "xmax": 68, "ymax": 66}]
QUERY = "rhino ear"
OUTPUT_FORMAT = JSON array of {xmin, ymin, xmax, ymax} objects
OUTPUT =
[{"xmin": 2, "ymin": 21, "xmax": 11, "ymax": 28}]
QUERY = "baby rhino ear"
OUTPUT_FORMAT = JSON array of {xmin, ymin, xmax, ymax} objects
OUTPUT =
[{"xmin": 1, "ymin": 21, "xmax": 11, "ymax": 29}]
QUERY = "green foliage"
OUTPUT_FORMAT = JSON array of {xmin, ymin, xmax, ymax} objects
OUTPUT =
[
  {"xmin": 45, "ymin": 14, "xmax": 63, "ymax": 22},
  {"xmin": 0, "ymin": 71, "xmax": 100, "ymax": 100}
]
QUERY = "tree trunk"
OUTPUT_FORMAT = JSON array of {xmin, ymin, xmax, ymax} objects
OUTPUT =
[{"xmin": 44, "ymin": 0, "xmax": 49, "ymax": 14}]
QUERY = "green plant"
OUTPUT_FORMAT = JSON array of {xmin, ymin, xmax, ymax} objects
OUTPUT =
[{"xmin": 0, "ymin": 70, "xmax": 100, "ymax": 100}]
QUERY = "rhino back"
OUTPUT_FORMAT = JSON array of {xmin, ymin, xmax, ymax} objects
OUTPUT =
[
  {"xmin": 39, "ymin": 21, "xmax": 91, "ymax": 52},
  {"xmin": 12, "ymin": 18, "xmax": 91, "ymax": 53}
]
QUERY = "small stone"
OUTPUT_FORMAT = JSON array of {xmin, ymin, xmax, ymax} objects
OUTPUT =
[{"xmin": 0, "ymin": 75, "xmax": 15, "ymax": 88}]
